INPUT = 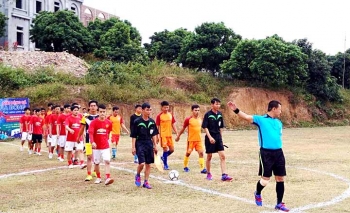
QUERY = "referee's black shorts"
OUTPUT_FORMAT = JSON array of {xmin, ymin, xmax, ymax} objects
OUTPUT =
[
  {"xmin": 136, "ymin": 140, "xmax": 154, "ymax": 164},
  {"xmin": 258, "ymin": 148, "xmax": 286, "ymax": 177},
  {"xmin": 205, "ymin": 133, "xmax": 224, "ymax": 154}
]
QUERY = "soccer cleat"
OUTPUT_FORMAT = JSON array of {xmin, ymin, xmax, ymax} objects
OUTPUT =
[
  {"xmin": 142, "ymin": 181, "xmax": 152, "ymax": 189},
  {"xmin": 59, "ymin": 158, "xmax": 64, "ymax": 162},
  {"xmin": 20, "ymin": 147, "xmax": 23, "ymax": 152},
  {"xmin": 73, "ymin": 160, "xmax": 79, "ymax": 165},
  {"xmin": 92, "ymin": 172, "xmax": 97, "ymax": 177},
  {"xmin": 68, "ymin": 164, "xmax": 74, "ymax": 169},
  {"xmin": 28, "ymin": 150, "xmax": 32, "ymax": 155},
  {"xmin": 254, "ymin": 191, "xmax": 263, "ymax": 206},
  {"xmin": 221, "ymin": 174, "xmax": 233, "ymax": 181},
  {"xmin": 80, "ymin": 164, "xmax": 87, "ymax": 169},
  {"xmin": 94, "ymin": 178, "xmax": 102, "ymax": 184},
  {"xmin": 111, "ymin": 155, "xmax": 116, "ymax": 160},
  {"xmin": 161, "ymin": 157, "xmax": 169, "ymax": 170},
  {"xmin": 48, "ymin": 153, "xmax": 53, "ymax": 159},
  {"xmin": 275, "ymin": 203, "xmax": 289, "ymax": 212},
  {"xmin": 200, "ymin": 168, "xmax": 207, "ymax": 174},
  {"xmin": 183, "ymin": 167, "xmax": 190, "ymax": 172},
  {"xmin": 105, "ymin": 178, "xmax": 114, "ymax": 185},
  {"xmin": 135, "ymin": 175, "xmax": 141, "ymax": 187},
  {"xmin": 85, "ymin": 175, "xmax": 93, "ymax": 181},
  {"xmin": 37, "ymin": 152, "xmax": 42, "ymax": 156},
  {"xmin": 206, "ymin": 173, "xmax": 213, "ymax": 180}
]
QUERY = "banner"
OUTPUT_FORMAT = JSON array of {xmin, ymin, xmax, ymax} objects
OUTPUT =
[{"xmin": 0, "ymin": 98, "xmax": 30, "ymax": 139}]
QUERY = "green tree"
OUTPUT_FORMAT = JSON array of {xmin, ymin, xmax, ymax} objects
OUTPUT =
[
  {"xmin": 94, "ymin": 21, "xmax": 147, "ymax": 63},
  {"xmin": 307, "ymin": 50, "xmax": 341, "ymax": 101},
  {"xmin": 178, "ymin": 22, "xmax": 241, "ymax": 74},
  {"xmin": 0, "ymin": 12, "xmax": 7, "ymax": 37},
  {"xmin": 220, "ymin": 39, "xmax": 259, "ymax": 80},
  {"xmin": 144, "ymin": 28, "xmax": 192, "ymax": 62},
  {"xmin": 222, "ymin": 36, "xmax": 308, "ymax": 87},
  {"xmin": 329, "ymin": 50, "xmax": 350, "ymax": 89},
  {"xmin": 87, "ymin": 18, "xmax": 141, "ymax": 50},
  {"xmin": 30, "ymin": 10, "xmax": 93, "ymax": 54},
  {"xmin": 293, "ymin": 38, "xmax": 342, "ymax": 101}
]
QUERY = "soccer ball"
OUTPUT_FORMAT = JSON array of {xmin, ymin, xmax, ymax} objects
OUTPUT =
[{"xmin": 168, "ymin": 170, "xmax": 179, "ymax": 181}]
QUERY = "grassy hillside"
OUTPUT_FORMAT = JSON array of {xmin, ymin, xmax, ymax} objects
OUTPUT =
[{"xmin": 1, "ymin": 60, "xmax": 350, "ymax": 126}]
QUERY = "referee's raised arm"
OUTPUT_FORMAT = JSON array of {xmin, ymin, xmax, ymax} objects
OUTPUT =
[{"xmin": 227, "ymin": 101, "xmax": 253, "ymax": 123}]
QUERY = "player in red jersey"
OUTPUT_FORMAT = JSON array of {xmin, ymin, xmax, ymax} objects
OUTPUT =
[
  {"xmin": 20, "ymin": 107, "xmax": 32, "ymax": 153},
  {"xmin": 89, "ymin": 104, "xmax": 114, "ymax": 185},
  {"xmin": 65, "ymin": 105, "xmax": 84, "ymax": 168},
  {"xmin": 56, "ymin": 104, "xmax": 70, "ymax": 162},
  {"xmin": 48, "ymin": 105, "xmax": 60, "ymax": 159},
  {"xmin": 29, "ymin": 108, "xmax": 44, "ymax": 155}
]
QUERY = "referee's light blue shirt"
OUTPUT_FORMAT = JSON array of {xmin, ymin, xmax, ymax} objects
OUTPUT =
[{"xmin": 252, "ymin": 114, "xmax": 283, "ymax": 150}]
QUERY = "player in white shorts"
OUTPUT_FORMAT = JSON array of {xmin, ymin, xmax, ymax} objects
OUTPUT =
[
  {"xmin": 89, "ymin": 104, "xmax": 114, "ymax": 185},
  {"xmin": 20, "ymin": 107, "xmax": 32, "ymax": 152},
  {"xmin": 65, "ymin": 105, "xmax": 84, "ymax": 168},
  {"xmin": 57, "ymin": 104, "xmax": 70, "ymax": 162},
  {"xmin": 48, "ymin": 105, "xmax": 60, "ymax": 159}
]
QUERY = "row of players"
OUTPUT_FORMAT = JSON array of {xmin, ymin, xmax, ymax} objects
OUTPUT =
[{"xmin": 19, "ymin": 98, "xmax": 289, "ymax": 211}]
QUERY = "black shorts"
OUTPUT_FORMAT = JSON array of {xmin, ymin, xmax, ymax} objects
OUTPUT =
[
  {"xmin": 258, "ymin": 148, "xmax": 286, "ymax": 177},
  {"xmin": 32, "ymin": 134, "xmax": 43, "ymax": 144},
  {"xmin": 205, "ymin": 133, "xmax": 224, "ymax": 154},
  {"xmin": 136, "ymin": 141, "xmax": 154, "ymax": 164}
]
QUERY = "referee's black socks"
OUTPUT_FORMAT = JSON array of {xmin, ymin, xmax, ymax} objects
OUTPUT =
[
  {"xmin": 256, "ymin": 180, "xmax": 265, "ymax": 195},
  {"xmin": 276, "ymin": 182, "xmax": 284, "ymax": 204}
]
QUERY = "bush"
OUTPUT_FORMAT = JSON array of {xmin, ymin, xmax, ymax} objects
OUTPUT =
[{"xmin": 0, "ymin": 65, "xmax": 29, "ymax": 96}]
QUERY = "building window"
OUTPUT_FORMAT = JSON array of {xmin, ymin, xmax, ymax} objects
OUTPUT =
[
  {"xmin": 36, "ymin": 1, "xmax": 42, "ymax": 13},
  {"xmin": 54, "ymin": 2, "xmax": 60, "ymax": 12},
  {"xmin": 71, "ymin": 4, "xmax": 78, "ymax": 15},
  {"xmin": 17, "ymin": 27, "xmax": 24, "ymax": 46},
  {"xmin": 16, "ymin": 0, "xmax": 23, "ymax": 9}
]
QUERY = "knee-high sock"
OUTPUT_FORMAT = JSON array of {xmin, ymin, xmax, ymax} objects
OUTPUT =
[{"xmin": 276, "ymin": 182, "xmax": 284, "ymax": 204}]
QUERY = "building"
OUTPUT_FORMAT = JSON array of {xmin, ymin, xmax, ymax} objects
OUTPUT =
[
  {"xmin": 0, "ymin": 0, "xmax": 117, "ymax": 51},
  {"xmin": 80, "ymin": 5, "xmax": 117, "ymax": 27}
]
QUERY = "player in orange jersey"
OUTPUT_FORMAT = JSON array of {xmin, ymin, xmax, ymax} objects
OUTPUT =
[
  {"xmin": 107, "ymin": 106, "xmax": 129, "ymax": 159},
  {"xmin": 156, "ymin": 101, "xmax": 178, "ymax": 170},
  {"xmin": 176, "ymin": 104, "xmax": 207, "ymax": 174}
]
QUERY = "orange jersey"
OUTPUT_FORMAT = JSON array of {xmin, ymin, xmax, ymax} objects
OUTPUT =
[
  {"xmin": 108, "ymin": 115, "xmax": 124, "ymax": 135},
  {"xmin": 183, "ymin": 116, "xmax": 202, "ymax": 142},
  {"xmin": 156, "ymin": 112, "xmax": 175, "ymax": 137}
]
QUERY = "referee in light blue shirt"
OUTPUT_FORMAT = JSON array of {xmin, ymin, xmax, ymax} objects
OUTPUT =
[{"xmin": 227, "ymin": 100, "xmax": 289, "ymax": 212}]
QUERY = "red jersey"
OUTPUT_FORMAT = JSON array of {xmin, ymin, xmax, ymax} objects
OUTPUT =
[
  {"xmin": 20, "ymin": 115, "xmax": 31, "ymax": 132},
  {"xmin": 45, "ymin": 114, "xmax": 52, "ymax": 125},
  {"xmin": 65, "ymin": 115, "xmax": 81, "ymax": 142},
  {"xmin": 30, "ymin": 115, "xmax": 43, "ymax": 134},
  {"xmin": 89, "ymin": 119, "xmax": 112, "ymax": 149},
  {"xmin": 57, "ymin": 113, "xmax": 69, "ymax": 136},
  {"xmin": 49, "ymin": 114, "xmax": 59, "ymax": 135}
]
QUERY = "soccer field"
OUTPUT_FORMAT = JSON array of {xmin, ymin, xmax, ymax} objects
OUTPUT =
[{"xmin": 1, "ymin": 126, "xmax": 350, "ymax": 213}]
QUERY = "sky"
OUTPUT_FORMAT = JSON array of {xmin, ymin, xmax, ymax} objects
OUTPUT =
[{"xmin": 83, "ymin": 0, "xmax": 350, "ymax": 55}]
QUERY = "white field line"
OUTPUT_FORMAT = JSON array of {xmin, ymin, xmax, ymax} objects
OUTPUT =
[
  {"xmin": 0, "ymin": 166, "xmax": 67, "ymax": 179},
  {"xmin": 2, "ymin": 142, "xmax": 350, "ymax": 212},
  {"xmin": 110, "ymin": 165, "xmax": 275, "ymax": 209}
]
